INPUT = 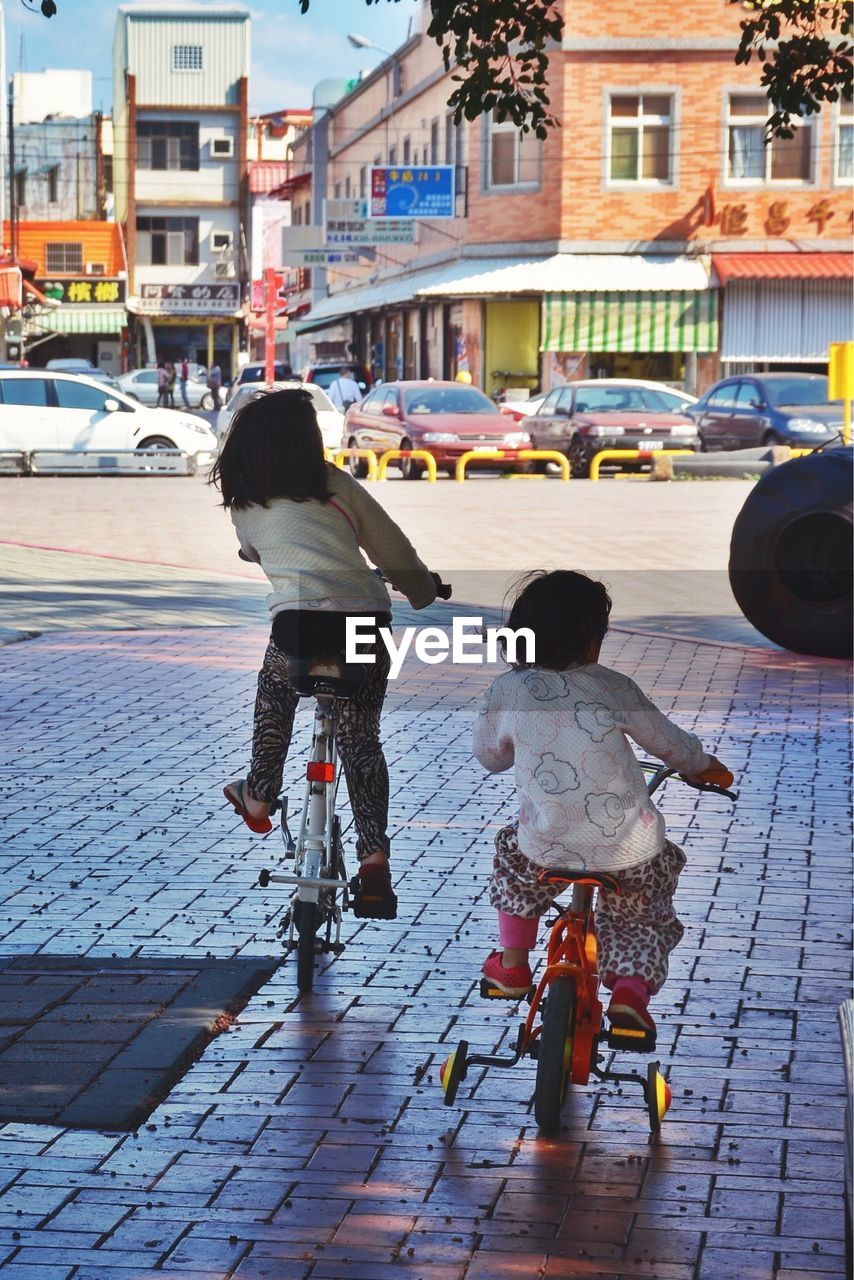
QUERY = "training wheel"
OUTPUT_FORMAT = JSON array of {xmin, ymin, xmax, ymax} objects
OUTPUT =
[
  {"xmin": 646, "ymin": 1061, "xmax": 672, "ymax": 1133},
  {"xmin": 438, "ymin": 1040, "xmax": 469, "ymax": 1106}
]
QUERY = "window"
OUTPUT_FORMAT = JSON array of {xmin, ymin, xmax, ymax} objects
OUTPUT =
[
  {"xmin": 14, "ymin": 169, "xmax": 26, "ymax": 208},
  {"xmin": 47, "ymin": 166, "xmax": 59, "ymax": 204},
  {"xmin": 0, "ymin": 378, "xmax": 49, "ymax": 407},
  {"xmin": 538, "ymin": 389, "xmax": 563, "ymax": 414},
  {"xmin": 45, "ymin": 242, "xmax": 83, "ymax": 273},
  {"xmin": 706, "ymin": 383, "xmax": 739, "ymax": 408},
  {"xmin": 173, "ymin": 45, "xmax": 203, "ymax": 72},
  {"xmin": 137, "ymin": 121, "xmax": 199, "ymax": 171},
  {"xmin": 359, "ymin": 166, "xmax": 367, "ymax": 198},
  {"xmin": 55, "ymin": 380, "xmax": 112, "ymax": 412},
  {"xmin": 487, "ymin": 114, "xmax": 538, "ymax": 188},
  {"xmin": 136, "ymin": 217, "xmax": 199, "ymax": 266},
  {"xmin": 334, "ymin": 182, "xmax": 342, "ymax": 199},
  {"xmin": 403, "ymin": 137, "xmax": 411, "ymax": 165},
  {"xmin": 388, "ymin": 146, "xmax": 398, "ymax": 167},
  {"xmin": 211, "ymin": 137, "xmax": 233, "ymax": 157},
  {"xmin": 608, "ymin": 94, "xmax": 673, "ymax": 183},
  {"xmin": 734, "ymin": 382, "xmax": 760, "ymax": 408},
  {"xmin": 430, "ymin": 118, "xmax": 440, "ymax": 166},
  {"xmin": 344, "ymin": 175, "xmax": 352, "ymax": 199},
  {"xmin": 392, "ymin": 62, "xmax": 403, "ymax": 98},
  {"xmin": 836, "ymin": 99, "xmax": 853, "ymax": 182},
  {"xmin": 727, "ymin": 94, "xmax": 813, "ymax": 183},
  {"xmin": 211, "ymin": 231, "xmax": 232, "ymax": 251}
]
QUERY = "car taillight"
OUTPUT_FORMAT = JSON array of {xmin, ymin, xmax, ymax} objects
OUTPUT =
[{"xmin": 307, "ymin": 761, "xmax": 335, "ymax": 782}]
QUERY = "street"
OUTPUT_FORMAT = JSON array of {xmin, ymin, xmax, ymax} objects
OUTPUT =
[{"xmin": 0, "ymin": 474, "xmax": 850, "ymax": 1279}]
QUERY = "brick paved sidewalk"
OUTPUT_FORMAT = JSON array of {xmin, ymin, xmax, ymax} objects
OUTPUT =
[{"xmin": 0, "ymin": 626, "xmax": 850, "ymax": 1279}]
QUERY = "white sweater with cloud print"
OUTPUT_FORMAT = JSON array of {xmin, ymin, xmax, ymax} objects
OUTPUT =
[{"xmin": 473, "ymin": 663, "xmax": 711, "ymax": 873}]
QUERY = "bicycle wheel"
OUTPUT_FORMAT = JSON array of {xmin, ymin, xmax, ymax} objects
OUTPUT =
[
  {"xmin": 296, "ymin": 901, "xmax": 318, "ymax": 994},
  {"xmin": 534, "ymin": 977, "xmax": 576, "ymax": 1132}
]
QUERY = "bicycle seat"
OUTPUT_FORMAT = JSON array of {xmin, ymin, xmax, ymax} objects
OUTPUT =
[
  {"xmin": 537, "ymin": 868, "xmax": 621, "ymax": 894},
  {"xmin": 286, "ymin": 653, "xmax": 366, "ymax": 700}
]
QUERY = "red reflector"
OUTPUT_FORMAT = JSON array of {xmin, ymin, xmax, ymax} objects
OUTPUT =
[{"xmin": 307, "ymin": 761, "xmax": 334, "ymax": 782}]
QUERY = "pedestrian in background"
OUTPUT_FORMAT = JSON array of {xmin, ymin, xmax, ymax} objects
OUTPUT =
[
  {"xmin": 207, "ymin": 362, "xmax": 223, "ymax": 411},
  {"xmin": 328, "ymin": 367, "xmax": 363, "ymax": 412},
  {"xmin": 165, "ymin": 361, "xmax": 177, "ymax": 408},
  {"xmin": 179, "ymin": 356, "xmax": 191, "ymax": 409},
  {"xmin": 156, "ymin": 361, "xmax": 169, "ymax": 408}
]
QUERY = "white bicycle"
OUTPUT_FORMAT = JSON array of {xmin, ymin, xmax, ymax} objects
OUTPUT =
[{"xmin": 257, "ymin": 575, "xmax": 452, "ymax": 994}]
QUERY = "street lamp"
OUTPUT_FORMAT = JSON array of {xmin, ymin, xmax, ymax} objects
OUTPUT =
[{"xmin": 346, "ymin": 33, "xmax": 391, "ymax": 55}]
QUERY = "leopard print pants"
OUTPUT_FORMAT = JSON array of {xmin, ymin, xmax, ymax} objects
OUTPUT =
[
  {"xmin": 245, "ymin": 638, "xmax": 392, "ymax": 860},
  {"xmin": 488, "ymin": 822, "xmax": 686, "ymax": 994}
]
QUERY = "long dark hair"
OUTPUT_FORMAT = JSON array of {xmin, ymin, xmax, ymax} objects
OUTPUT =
[
  {"xmin": 209, "ymin": 388, "xmax": 332, "ymax": 509},
  {"xmin": 502, "ymin": 570, "xmax": 612, "ymax": 669}
]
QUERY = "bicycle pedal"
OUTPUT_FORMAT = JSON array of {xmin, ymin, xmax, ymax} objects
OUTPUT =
[
  {"xmin": 479, "ymin": 977, "xmax": 533, "ymax": 1002},
  {"xmin": 606, "ymin": 1025, "xmax": 657, "ymax": 1053}
]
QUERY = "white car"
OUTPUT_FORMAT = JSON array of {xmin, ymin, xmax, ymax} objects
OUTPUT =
[
  {"xmin": 501, "ymin": 379, "xmax": 697, "ymax": 424},
  {"xmin": 216, "ymin": 381, "xmax": 344, "ymax": 451},
  {"xmin": 0, "ymin": 370, "xmax": 218, "ymax": 461},
  {"xmin": 118, "ymin": 367, "xmax": 214, "ymax": 409}
]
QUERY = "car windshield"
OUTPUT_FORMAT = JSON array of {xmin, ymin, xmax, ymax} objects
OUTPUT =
[
  {"xmin": 404, "ymin": 387, "xmax": 497, "ymax": 415},
  {"xmin": 764, "ymin": 376, "xmax": 836, "ymax": 407},
  {"xmin": 573, "ymin": 386, "xmax": 675, "ymax": 414}
]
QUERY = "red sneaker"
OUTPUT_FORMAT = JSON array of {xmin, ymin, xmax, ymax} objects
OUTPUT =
[
  {"xmin": 607, "ymin": 982, "xmax": 656, "ymax": 1035},
  {"xmin": 481, "ymin": 950, "xmax": 533, "ymax": 999}
]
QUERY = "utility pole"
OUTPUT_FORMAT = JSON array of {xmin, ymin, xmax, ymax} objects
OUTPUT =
[{"xmin": 7, "ymin": 74, "xmax": 15, "ymax": 263}]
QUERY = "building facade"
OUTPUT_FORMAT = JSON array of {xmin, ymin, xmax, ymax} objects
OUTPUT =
[
  {"xmin": 291, "ymin": 0, "xmax": 852, "ymax": 395},
  {"xmin": 113, "ymin": 3, "xmax": 250, "ymax": 376},
  {"xmin": 13, "ymin": 116, "xmax": 107, "ymax": 224}
]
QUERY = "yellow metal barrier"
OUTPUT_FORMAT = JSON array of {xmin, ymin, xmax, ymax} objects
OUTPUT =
[
  {"xmin": 455, "ymin": 448, "xmax": 502, "ymax": 481},
  {"xmin": 589, "ymin": 448, "xmax": 695, "ymax": 482},
  {"xmin": 332, "ymin": 448, "xmax": 379, "ymax": 480},
  {"xmin": 377, "ymin": 449, "xmax": 438, "ymax": 482},
  {"xmin": 455, "ymin": 448, "xmax": 572, "ymax": 482},
  {"xmin": 518, "ymin": 449, "xmax": 570, "ymax": 480},
  {"xmin": 788, "ymin": 448, "xmax": 818, "ymax": 458}
]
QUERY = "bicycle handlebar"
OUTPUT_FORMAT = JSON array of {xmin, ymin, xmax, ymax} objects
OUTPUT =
[{"xmin": 642, "ymin": 762, "xmax": 738, "ymax": 802}]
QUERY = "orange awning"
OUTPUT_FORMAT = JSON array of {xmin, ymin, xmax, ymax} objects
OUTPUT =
[
  {"xmin": 0, "ymin": 267, "xmax": 22, "ymax": 308},
  {"xmin": 714, "ymin": 252, "xmax": 854, "ymax": 285}
]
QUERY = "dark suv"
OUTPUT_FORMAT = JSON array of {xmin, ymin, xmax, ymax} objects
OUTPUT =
[{"xmin": 687, "ymin": 373, "xmax": 843, "ymax": 451}]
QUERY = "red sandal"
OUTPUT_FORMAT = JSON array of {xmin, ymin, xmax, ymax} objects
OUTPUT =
[{"xmin": 223, "ymin": 780, "xmax": 273, "ymax": 835}]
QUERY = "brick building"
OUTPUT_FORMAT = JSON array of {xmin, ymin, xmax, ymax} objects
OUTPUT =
[{"xmin": 290, "ymin": 0, "xmax": 852, "ymax": 394}]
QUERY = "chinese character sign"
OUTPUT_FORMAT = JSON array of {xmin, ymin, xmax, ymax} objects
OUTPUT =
[
  {"xmin": 369, "ymin": 167, "xmax": 455, "ymax": 219},
  {"xmin": 37, "ymin": 279, "xmax": 126, "ymax": 306}
]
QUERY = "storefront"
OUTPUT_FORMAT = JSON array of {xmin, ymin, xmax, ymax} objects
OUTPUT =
[
  {"xmin": 26, "ymin": 276, "xmax": 128, "ymax": 373},
  {"xmin": 713, "ymin": 253, "xmax": 853, "ymax": 375},
  {"xmin": 128, "ymin": 283, "xmax": 243, "ymax": 380}
]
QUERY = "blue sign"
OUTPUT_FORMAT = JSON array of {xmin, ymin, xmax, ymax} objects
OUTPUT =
[{"xmin": 369, "ymin": 166, "xmax": 455, "ymax": 220}]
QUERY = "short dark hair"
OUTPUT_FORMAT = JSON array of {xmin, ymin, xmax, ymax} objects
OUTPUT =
[
  {"xmin": 209, "ymin": 387, "xmax": 332, "ymax": 509},
  {"xmin": 503, "ymin": 570, "xmax": 612, "ymax": 669}
]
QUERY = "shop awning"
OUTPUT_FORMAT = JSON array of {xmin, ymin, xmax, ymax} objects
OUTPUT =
[
  {"xmin": 541, "ymin": 290, "xmax": 719, "ymax": 354},
  {"xmin": 293, "ymin": 253, "xmax": 712, "ymax": 335},
  {"xmin": 28, "ymin": 307, "xmax": 127, "ymax": 336},
  {"xmin": 721, "ymin": 278, "xmax": 852, "ymax": 362},
  {"xmin": 714, "ymin": 252, "xmax": 854, "ymax": 285}
]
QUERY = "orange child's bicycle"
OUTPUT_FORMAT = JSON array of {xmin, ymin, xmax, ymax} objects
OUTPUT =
[{"xmin": 439, "ymin": 763, "xmax": 737, "ymax": 1134}]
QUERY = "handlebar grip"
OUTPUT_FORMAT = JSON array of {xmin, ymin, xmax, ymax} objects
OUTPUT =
[{"xmin": 696, "ymin": 766, "xmax": 734, "ymax": 790}]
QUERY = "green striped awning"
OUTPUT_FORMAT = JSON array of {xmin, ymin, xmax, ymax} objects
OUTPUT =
[
  {"xmin": 29, "ymin": 307, "xmax": 127, "ymax": 336},
  {"xmin": 541, "ymin": 290, "xmax": 718, "ymax": 354}
]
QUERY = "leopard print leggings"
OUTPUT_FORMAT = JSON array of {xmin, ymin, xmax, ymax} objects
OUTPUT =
[
  {"xmin": 488, "ymin": 822, "xmax": 686, "ymax": 994},
  {"xmin": 245, "ymin": 638, "xmax": 392, "ymax": 861}
]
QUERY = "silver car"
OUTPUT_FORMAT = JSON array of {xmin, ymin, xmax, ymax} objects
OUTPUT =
[{"xmin": 118, "ymin": 367, "xmax": 214, "ymax": 410}]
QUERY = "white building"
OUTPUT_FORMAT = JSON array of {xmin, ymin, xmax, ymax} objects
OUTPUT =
[
  {"xmin": 113, "ymin": 3, "xmax": 250, "ymax": 374},
  {"xmin": 13, "ymin": 69, "xmax": 93, "ymax": 124}
]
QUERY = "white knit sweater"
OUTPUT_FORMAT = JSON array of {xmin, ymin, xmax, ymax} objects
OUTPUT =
[
  {"xmin": 231, "ymin": 465, "xmax": 436, "ymax": 615},
  {"xmin": 473, "ymin": 663, "xmax": 711, "ymax": 873}
]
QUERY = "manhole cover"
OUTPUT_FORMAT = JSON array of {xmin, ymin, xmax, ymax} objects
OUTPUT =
[{"xmin": 0, "ymin": 956, "xmax": 278, "ymax": 1130}]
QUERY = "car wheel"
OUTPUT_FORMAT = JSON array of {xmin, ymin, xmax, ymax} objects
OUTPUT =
[
  {"xmin": 200, "ymin": 392, "xmax": 214, "ymax": 411},
  {"xmin": 347, "ymin": 439, "xmax": 368, "ymax": 479},
  {"xmin": 526, "ymin": 440, "xmax": 548, "ymax": 474},
  {"xmin": 137, "ymin": 436, "xmax": 177, "ymax": 451},
  {"xmin": 762, "ymin": 430, "xmax": 781, "ymax": 448},
  {"xmin": 729, "ymin": 449, "xmax": 853, "ymax": 658},
  {"xmin": 399, "ymin": 438, "xmax": 422, "ymax": 481},
  {"xmin": 568, "ymin": 438, "xmax": 592, "ymax": 479}
]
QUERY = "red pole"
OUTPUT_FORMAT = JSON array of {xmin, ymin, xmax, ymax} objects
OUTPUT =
[{"xmin": 264, "ymin": 265, "xmax": 276, "ymax": 382}]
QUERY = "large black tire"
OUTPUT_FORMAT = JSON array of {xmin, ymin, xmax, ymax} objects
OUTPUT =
[
  {"xmin": 137, "ymin": 435, "xmax": 178, "ymax": 450},
  {"xmin": 347, "ymin": 439, "xmax": 368, "ymax": 479},
  {"xmin": 728, "ymin": 448, "xmax": 853, "ymax": 658},
  {"xmin": 296, "ymin": 901, "xmax": 318, "ymax": 994},
  {"xmin": 568, "ymin": 438, "xmax": 592, "ymax": 479},
  {"xmin": 534, "ymin": 977, "xmax": 576, "ymax": 1132},
  {"xmin": 399, "ymin": 438, "xmax": 422, "ymax": 480}
]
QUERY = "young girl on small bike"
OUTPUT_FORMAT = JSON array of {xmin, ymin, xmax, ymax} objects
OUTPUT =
[
  {"xmin": 210, "ymin": 387, "xmax": 438, "ymax": 919},
  {"xmin": 473, "ymin": 570, "xmax": 731, "ymax": 1034}
]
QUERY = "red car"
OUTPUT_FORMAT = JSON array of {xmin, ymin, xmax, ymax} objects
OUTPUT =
[{"xmin": 341, "ymin": 380, "xmax": 532, "ymax": 478}]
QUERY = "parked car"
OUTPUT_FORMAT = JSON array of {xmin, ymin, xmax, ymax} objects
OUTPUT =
[
  {"xmin": 522, "ymin": 379, "xmax": 700, "ymax": 477},
  {"xmin": 216, "ymin": 381, "xmax": 344, "ymax": 450},
  {"xmin": 686, "ymin": 372, "xmax": 844, "ymax": 451},
  {"xmin": 500, "ymin": 394, "xmax": 546, "ymax": 424},
  {"xmin": 501, "ymin": 379, "xmax": 696, "ymax": 426},
  {"xmin": 342, "ymin": 380, "xmax": 533, "ymax": 478},
  {"xmin": 118, "ymin": 367, "xmax": 214, "ymax": 409},
  {"xmin": 45, "ymin": 358, "xmax": 121, "ymax": 391},
  {"xmin": 0, "ymin": 370, "xmax": 218, "ymax": 460},
  {"xmin": 304, "ymin": 361, "xmax": 373, "ymax": 396},
  {"xmin": 226, "ymin": 361, "xmax": 295, "ymax": 403}
]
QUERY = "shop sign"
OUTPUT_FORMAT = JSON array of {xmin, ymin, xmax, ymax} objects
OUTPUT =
[
  {"xmin": 281, "ymin": 249, "xmax": 363, "ymax": 267},
  {"xmin": 134, "ymin": 283, "xmax": 241, "ymax": 315},
  {"xmin": 369, "ymin": 166, "xmax": 455, "ymax": 219},
  {"xmin": 325, "ymin": 198, "xmax": 415, "ymax": 245},
  {"xmin": 38, "ymin": 278, "xmax": 126, "ymax": 305}
]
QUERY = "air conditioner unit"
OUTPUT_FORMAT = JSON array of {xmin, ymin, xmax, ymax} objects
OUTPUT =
[
  {"xmin": 85, "ymin": 262, "xmax": 107, "ymax": 276},
  {"xmin": 211, "ymin": 137, "xmax": 234, "ymax": 158},
  {"xmin": 214, "ymin": 261, "xmax": 235, "ymax": 279}
]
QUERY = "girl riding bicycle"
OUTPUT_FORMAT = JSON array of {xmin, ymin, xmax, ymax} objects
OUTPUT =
[
  {"xmin": 211, "ymin": 387, "xmax": 438, "ymax": 919},
  {"xmin": 473, "ymin": 570, "xmax": 731, "ymax": 1034}
]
